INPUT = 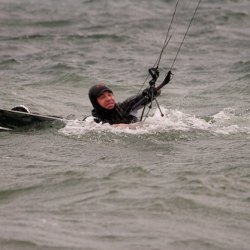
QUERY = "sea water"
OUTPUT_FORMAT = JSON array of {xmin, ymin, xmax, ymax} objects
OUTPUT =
[{"xmin": 0, "ymin": 0, "xmax": 250, "ymax": 249}]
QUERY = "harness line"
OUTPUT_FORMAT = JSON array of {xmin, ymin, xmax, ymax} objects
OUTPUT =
[
  {"xmin": 154, "ymin": 0, "xmax": 180, "ymax": 70},
  {"xmin": 170, "ymin": 0, "xmax": 202, "ymax": 70},
  {"xmin": 138, "ymin": 0, "xmax": 195, "ymax": 95},
  {"xmin": 138, "ymin": 0, "xmax": 181, "ymax": 95},
  {"xmin": 131, "ymin": 0, "xmax": 202, "ymax": 121}
]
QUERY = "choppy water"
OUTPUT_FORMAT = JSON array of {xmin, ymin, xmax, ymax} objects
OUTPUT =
[{"xmin": 1, "ymin": 0, "xmax": 250, "ymax": 249}]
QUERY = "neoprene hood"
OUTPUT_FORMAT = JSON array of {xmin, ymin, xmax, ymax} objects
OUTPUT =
[{"xmin": 88, "ymin": 84, "xmax": 113, "ymax": 111}]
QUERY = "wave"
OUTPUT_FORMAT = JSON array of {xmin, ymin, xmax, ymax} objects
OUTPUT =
[
  {"xmin": 59, "ymin": 107, "xmax": 250, "ymax": 138},
  {"xmin": 0, "ymin": 184, "xmax": 41, "ymax": 201},
  {"xmin": 232, "ymin": 60, "xmax": 250, "ymax": 74}
]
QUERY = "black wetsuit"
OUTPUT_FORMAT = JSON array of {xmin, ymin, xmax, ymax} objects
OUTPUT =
[
  {"xmin": 87, "ymin": 84, "xmax": 160, "ymax": 125},
  {"xmin": 91, "ymin": 94, "xmax": 146, "ymax": 124}
]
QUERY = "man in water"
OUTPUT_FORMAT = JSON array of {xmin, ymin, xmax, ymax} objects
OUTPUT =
[{"xmin": 87, "ymin": 83, "xmax": 160, "ymax": 125}]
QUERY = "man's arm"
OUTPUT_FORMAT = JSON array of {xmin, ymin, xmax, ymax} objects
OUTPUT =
[{"xmin": 118, "ymin": 88, "xmax": 161, "ymax": 115}]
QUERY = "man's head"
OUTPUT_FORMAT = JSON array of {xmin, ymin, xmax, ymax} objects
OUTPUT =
[{"xmin": 89, "ymin": 84, "xmax": 115, "ymax": 111}]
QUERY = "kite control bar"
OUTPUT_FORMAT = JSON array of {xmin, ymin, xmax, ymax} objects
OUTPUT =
[{"xmin": 131, "ymin": 69, "xmax": 172, "ymax": 112}]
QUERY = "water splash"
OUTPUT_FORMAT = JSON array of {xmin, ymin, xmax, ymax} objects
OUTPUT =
[{"xmin": 59, "ymin": 107, "xmax": 250, "ymax": 138}]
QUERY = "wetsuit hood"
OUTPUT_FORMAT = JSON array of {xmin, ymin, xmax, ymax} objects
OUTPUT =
[{"xmin": 88, "ymin": 84, "xmax": 114, "ymax": 112}]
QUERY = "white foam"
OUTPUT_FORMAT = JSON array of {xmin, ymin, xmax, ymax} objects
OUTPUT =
[
  {"xmin": 212, "ymin": 108, "xmax": 250, "ymax": 135},
  {"xmin": 59, "ymin": 107, "xmax": 250, "ymax": 137}
]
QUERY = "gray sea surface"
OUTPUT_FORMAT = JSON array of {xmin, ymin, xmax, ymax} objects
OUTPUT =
[{"xmin": 1, "ymin": 0, "xmax": 250, "ymax": 249}]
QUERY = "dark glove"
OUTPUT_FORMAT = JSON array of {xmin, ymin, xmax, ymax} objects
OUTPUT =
[
  {"xmin": 142, "ymin": 87, "xmax": 161, "ymax": 99},
  {"xmin": 164, "ymin": 70, "xmax": 172, "ymax": 85}
]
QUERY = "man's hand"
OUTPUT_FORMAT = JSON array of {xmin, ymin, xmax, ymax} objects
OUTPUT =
[{"xmin": 142, "ymin": 87, "xmax": 161, "ymax": 99}]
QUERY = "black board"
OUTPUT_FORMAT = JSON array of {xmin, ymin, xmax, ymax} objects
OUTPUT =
[{"xmin": 0, "ymin": 108, "xmax": 66, "ymax": 130}]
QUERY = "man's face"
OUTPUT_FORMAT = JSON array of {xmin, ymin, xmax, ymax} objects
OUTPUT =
[{"xmin": 97, "ymin": 91, "xmax": 115, "ymax": 109}]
